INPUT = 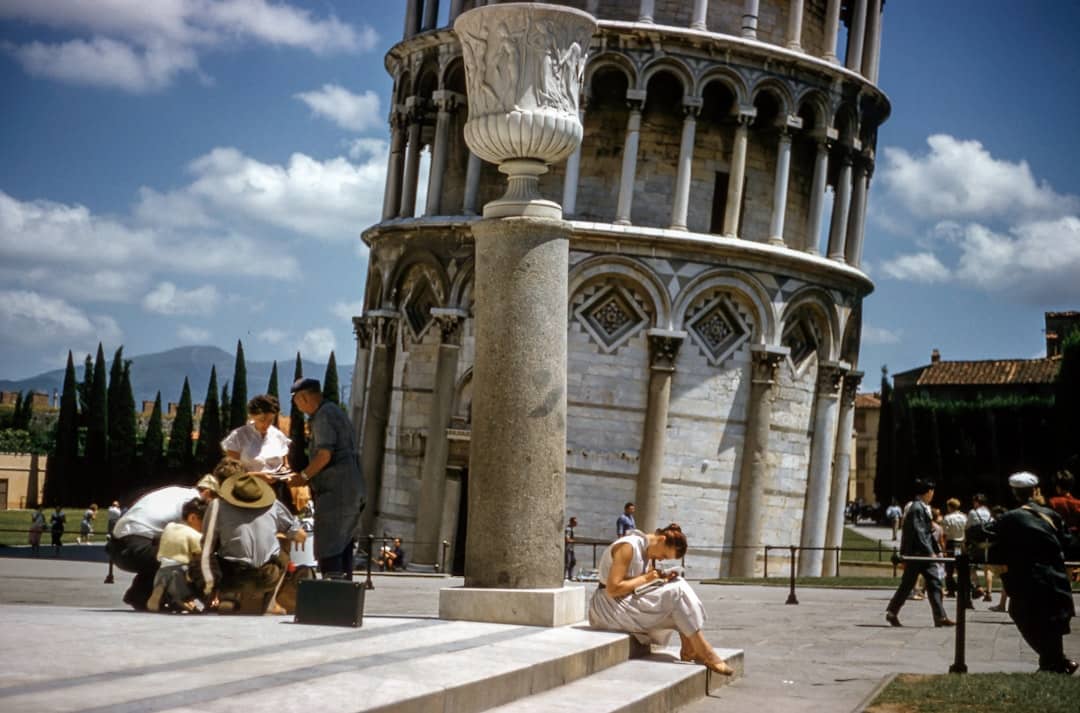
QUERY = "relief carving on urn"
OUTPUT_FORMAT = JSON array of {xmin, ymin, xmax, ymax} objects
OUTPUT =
[{"xmin": 454, "ymin": 3, "xmax": 596, "ymax": 219}]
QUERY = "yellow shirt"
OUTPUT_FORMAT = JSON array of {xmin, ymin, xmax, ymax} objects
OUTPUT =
[{"xmin": 157, "ymin": 522, "xmax": 202, "ymax": 565}]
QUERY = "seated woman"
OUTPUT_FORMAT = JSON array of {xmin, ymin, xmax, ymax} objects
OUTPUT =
[
  {"xmin": 589, "ymin": 523, "xmax": 733, "ymax": 675},
  {"xmin": 222, "ymin": 394, "xmax": 296, "ymax": 510}
]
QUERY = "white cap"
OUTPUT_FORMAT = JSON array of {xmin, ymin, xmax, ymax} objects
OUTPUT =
[{"xmin": 1008, "ymin": 471, "xmax": 1039, "ymax": 489}]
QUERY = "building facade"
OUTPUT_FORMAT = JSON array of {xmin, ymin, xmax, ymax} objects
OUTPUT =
[{"xmin": 350, "ymin": 0, "xmax": 887, "ymax": 576}]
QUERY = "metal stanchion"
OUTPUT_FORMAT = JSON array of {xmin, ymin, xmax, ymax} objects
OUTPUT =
[
  {"xmin": 440, "ymin": 540, "xmax": 450, "ymax": 574},
  {"xmin": 950, "ymin": 551, "xmax": 969, "ymax": 674},
  {"xmin": 786, "ymin": 545, "xmax": 799, "ymax": 605},
  {"xmin": 763, "ymin": 545, "xmax": 770, "ymax": 579},
  {"xmin": 363, "ymin": 534, "xmax": 375, "ymax": 590},
  {"xmin": 835, "ymin": 546, "xmax": 841, "ymax": 577}
]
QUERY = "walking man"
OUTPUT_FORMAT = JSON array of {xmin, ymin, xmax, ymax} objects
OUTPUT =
[
  {"xmin": 616, "ymin": 502, "xmax": 636, "ymax": 537},
  {"xmin": 885, "ymin": 479, "xmax": 954, "ymax": 627}
]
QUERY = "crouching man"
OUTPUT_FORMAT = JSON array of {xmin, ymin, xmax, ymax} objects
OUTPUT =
[{"xmin": 196, "ymin": 460, "xmax": 306, "ymax": 614}]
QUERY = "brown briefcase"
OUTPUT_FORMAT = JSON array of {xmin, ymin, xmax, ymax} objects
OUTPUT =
[{"xmin": 294, "ymin": 578, "xmax": 365, "ymax": 627}]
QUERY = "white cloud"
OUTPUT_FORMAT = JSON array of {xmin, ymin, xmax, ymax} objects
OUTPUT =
[
  {"xmin": 0, "ymin": 290, "xmax": 122, "ymax": 347},
  {"xmin": 142, "ymin": 282, "xmax": 220, "ymax": 315},
  {"xmin": 0, "ymin": 0, "xmax": 377, "ymax": 92},
  {"xmin": 331, "ymin": 301, "xmax": 364, "ymax": 322},
  {"xmin": 880, "ymin": 134, "xmax": 1077, "ymax": 221},
  {"xmin": 862, "ymin": 324, "xmax": 902, "ymax": 345},
  {"xmin": 295, "ymin": 84, "xmax": 381, "ymax": 132},
  {"xmin": 953, "ymin": 217, "xmax": 1080, "ymax": 301},
  {"xmin": 257, "ymin": 328, "xmax": 287, "ymax": 344},
  {"xmin": 300, "ymin": 328, "xmax": 336, "ymax": 360},
  {"xmin": 177, "ymin": 325, "xmax": 212, "ymax": 343},
  {"xmin": 879, "ymin": 252, "xmax": 951, "ymax": 283}
]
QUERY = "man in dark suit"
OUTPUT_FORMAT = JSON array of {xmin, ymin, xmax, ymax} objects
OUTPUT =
[
  {"xmin": 983, "ymin": 472, "xmax": 1077, "ymax": 674},
  {"xmin": 885, "ymin": 479, "xmax": 954, "ymax": 627}
]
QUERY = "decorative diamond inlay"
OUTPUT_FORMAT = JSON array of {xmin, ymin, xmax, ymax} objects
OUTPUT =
[
  {"xmin": 687, "ymin": 294, "xmax": 750, "ymax": 365},
  {"xmin": 574, "ymin": 284, "xmax": 649, "ymax": 353},
  {"xmin": 404, "ymin": 280, "xmax": 437, "ymax": 341}
]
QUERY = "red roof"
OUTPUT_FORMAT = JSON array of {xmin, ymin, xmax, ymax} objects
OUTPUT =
[
  {"xmin": 855, "ymin": 393, "xmax": 881, "ymax": 408},
  {"xmin": 913, "ymin": 357, "xmax": 1060, "ymax": 386}
]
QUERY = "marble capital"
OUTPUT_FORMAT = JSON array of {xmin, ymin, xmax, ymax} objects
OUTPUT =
[
  {"xmin": 352, "ymin": 315, "xmax": 371, "ymax": 350},
  {"xmin": 431, "ymin": 307, "xmax": 469, "ymax": 346},
  {"xmin": 362, "ymin": 309, "xmax": 399, "ymax": 347},
  {"xmin": 749, "ymin": 344, "xmax": 789, "ymax": 385},
  {"xmin": 646, "ymin": 329, "xmax": 687, "ymax": 372},
  {"xmin": 841, "ymin": 370, "xmax": 864, "ymax": 407},
  {"xmin": 816, "ymin": 360, "xmax": 851, "ymax": 395}
]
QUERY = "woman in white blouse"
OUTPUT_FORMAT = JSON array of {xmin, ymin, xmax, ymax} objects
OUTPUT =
[{"xmin": 221, "ymin": 394, "xmax": 291, "ymax": 476}]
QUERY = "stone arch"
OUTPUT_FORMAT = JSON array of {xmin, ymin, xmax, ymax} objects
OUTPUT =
[
  {"xmin": 639, "ymin": 56, "xmax": 693, "ymax": 95},
  {"xmin": 451, "ymin": 367, "xmax": 473, "ymax": 426},
  {"xmin": 779, "ymin": 287, "xmax": 841, "ymax": 369},
  {"xmin": 833, "ymin": 103, "xmax": 859, "ymax": 144},
  {"xmin": 750, "ymin": 78, "xmax": 795, "ymax": 120},
  {"xmin": 584, "ymin": 51, "xmax": 637, "ymax": 98},
  {"xmin": 388, "ymin": 250, "xmax": 450, "ymax": 341},
  {"xmin": 364, "ymin": 268, "xmax": 385, "ymax": 312},
  {"xmin": 694, "ymin": 67, "xmax": 748, "ymax": 105},
  {"xmin": 414, "ymin": 57, "xmax": 439, "ymax": 101},
  {"xmin": 839, "ymin": 303, "xmax": 862, "ymax": 368},
  {"xmin": 795, "ymin": 89, "xmax": 830, "ymax": 132},
  {"xmin": 443, "ymin": 57, "xmax": 466, "ymax": 94},
  {"xmin": 673, "ymin": 270, "xmax": 778, "ymax": 364},
  {"xmin": 448, "ymin": 257, "xmax": 475, "ymax": 312},
  {"xmin": 568, "ymin": 255, "xmax": 672, "ymax": 328},
  {"xmin": 395, "ymin": 70, "xmax": 412, "ymax": 106}
]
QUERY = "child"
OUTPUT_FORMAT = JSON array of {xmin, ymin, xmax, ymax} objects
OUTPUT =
[
  {"xmin": 147, "ymin": 498, "xmax": 206, "ymax": 613},
  {"xmin": 78, "ymin": 504, "xmax": 98, "ymax": 544}
]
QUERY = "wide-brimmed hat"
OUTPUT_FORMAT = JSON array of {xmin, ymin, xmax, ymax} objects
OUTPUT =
[{"xmin": 218, "ymin": 474, "xmax": 275, "ymax": 509}]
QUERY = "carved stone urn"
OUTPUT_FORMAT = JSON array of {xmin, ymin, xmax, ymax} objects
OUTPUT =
[{"xmin": 454, "ymin": 3, "xmax": 596, "ymax": 219}]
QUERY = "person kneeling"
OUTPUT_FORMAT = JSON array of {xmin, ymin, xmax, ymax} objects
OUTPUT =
[
  {"xmin": 196, "ymin": 461, "xmax": 306, "ymax": 614},
  {"xmin": 148, "ymin": 498, "xmax": 207, "ymax": 613}
]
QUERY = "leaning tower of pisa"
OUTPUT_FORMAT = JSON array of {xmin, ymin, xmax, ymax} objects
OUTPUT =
[{"xmin": 350, "ymin": 0, "xmax": 887, "ymax": 578}]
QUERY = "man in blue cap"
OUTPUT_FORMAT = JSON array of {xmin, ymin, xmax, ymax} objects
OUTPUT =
[
  {"xmin": 978, "ymin": 472, "xmax": 1077, "ymax": 674},
  {"xmin": 288, "ymin": 377, "xmax": 366, "ymax": 579}
]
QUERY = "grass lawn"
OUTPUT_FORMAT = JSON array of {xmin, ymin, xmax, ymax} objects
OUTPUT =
[
  {"xmin": 842, "ymin": 527, "xmax": 898, "ymax": 562},
  {"xmin": 0, "ymin": 508, "xmax": 108, "ymax": 547},
  {"xmin": 866, "ymin": 672, "xmax": 1080, "ymax": 713},
  {"xmin": 702, "ymin": 575, "xmax": 899, "ymax": 588}
]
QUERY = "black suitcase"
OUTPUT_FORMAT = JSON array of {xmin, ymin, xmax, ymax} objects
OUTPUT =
[{"xmin": 294, "ymin": 579, "xmax": 365, "ymax": 627}]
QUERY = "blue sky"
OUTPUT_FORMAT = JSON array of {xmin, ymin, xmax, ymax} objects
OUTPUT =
[{"xmin": 1, "ymin": 1, "xmax": 1079, "ymax": 389}]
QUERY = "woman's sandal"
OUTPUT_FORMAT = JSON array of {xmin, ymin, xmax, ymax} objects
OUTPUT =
[{"xmin": 702, "ymin": 657, "xmax": 735, "ymax": 676}]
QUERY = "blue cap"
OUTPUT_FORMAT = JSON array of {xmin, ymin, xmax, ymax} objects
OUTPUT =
[{"xmin": 290, "ymin": 377, "xmax": 321, "ymax": 394}]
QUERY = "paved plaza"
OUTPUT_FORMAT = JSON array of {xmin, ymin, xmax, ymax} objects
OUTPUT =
[{"xmin": 0, "ymin": 547, "xmax": 1076, "ymax": 712}]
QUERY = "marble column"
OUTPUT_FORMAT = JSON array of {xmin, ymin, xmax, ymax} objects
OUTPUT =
[
  {"xmin": 669, "ymin": 101, "xmax": 701, "ymax": 231},
  {"xmin": 845, "ymin": 0, "xmax": 868, "ymax": 73},
  {"xmin": 463, "ymin": 152, "xmax": 482, "ymax": 215},
  {"xmin": 691, "ymin": 0, "xmax": 709, "ymax": 31},
  {"xmin": 767, "ymin": 127, "xmax": 794, "ymax": 246},
  {"xmin": 359, "ymin": 310, "xmax": 398, "ymax": 538},
  {"xmin": 722, "ymin": 114, "xmax": 751, "ymax": 238},
  {"xmin": 786, "ymin": 0, "xmax": 804, "ymax": 50},
  {"xmin": 449, "ymin": 0, "xmax": 466, "ymax": 23},
  {"xmin": 634, "ymin": 330, "xmax": 686, "ymax": 533},
  {"xmin": 614, "ymin": 93, "xmax": 645, "ymax": 226},
  {"xmin": 844, "ymin": 157, "xmax": 869, "ymax": 268},
  {"xmin": 638, "ymin": 0, "xmax": 655, "ymax": 23},
  {"xmin": 730, "ymin": 345, "xmax": 788, "ymax": 577},
  {"xmin": 562, "ymin": 106, "xmax": 587, "ymax": 217},
  {"xmin": 382, "ymin": 108, "xmax": 407, "ymax": 220},
  {"xmin": 349, "ymin": 316, "xmax": 372, "ymax": 452},
  {"xmin": 414, "ymin": 309, "xmax": 467, "ymax": 567},
  {"xmin": 862, "ymin": 0, "xmax": 882, "ymax": 82},
  {"xmin": 422, "ymin": 0, "xmax": 440, "ymax": 31},
  {"xmin": 425, "ymin": 91, "xmax": 462, "ymax": 216},
  {"xmin": 798, "ymin": 360, "xmax": 847, "ymax": 577},
  {"xmin": 404, "ymin": 0, "xmax": 421, "ymax": 39},
  {"xmin": 399, "ymin": 99, "xmax": 426, "ymax": 218},
  {"xmin": 741, "ymin": 0, "xmax": 760, "ymax": 38},
  {"xmin": 804, "ymin": 133, "xmax": 832, "ymax": 254},
  {"xmin": 826, "ymin": 149, "xmax": 853, "ymax": 261},
  {"xmin": 822, "ymin": 0, "xmax": 841, "ymax": 63},
  {"xmin": 823, "ymin": 370, "xmax": 862, "ymax": 576}
]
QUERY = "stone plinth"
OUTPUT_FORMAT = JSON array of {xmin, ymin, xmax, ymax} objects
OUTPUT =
[{"xmin": 439, "ymin": 585, "xmax": 586, "ymax": 627}]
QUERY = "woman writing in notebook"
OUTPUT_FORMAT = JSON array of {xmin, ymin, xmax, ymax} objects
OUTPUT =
[{"xmin": 588, "ymin": 523, "xmax": 733, "ymax": 675}]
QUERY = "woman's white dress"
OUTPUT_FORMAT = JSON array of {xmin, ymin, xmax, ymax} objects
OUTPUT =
[
  {"xmin": 220, "ymin": 423, "xmax": 290, "ymax": 473},
  {"xmin": 588, "ymin": 530, "xmax": 707, "ymax": 645}
]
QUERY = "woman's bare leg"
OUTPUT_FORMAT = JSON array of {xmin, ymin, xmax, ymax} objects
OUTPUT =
[
  {"xmin": 689, "ymin": 631, "xmax": 733, "ymax": 675},
  {"xmin": 679, "ymin": 633, "xmax": 694, "ymax": 661}
]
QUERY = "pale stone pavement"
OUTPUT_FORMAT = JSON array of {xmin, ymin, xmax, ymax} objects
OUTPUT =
[{"xmin": 0, "ymin": 546, "xmax": 1076, "ymax": 713}]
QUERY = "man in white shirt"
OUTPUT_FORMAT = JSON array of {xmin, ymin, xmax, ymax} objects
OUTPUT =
[
  {"xmin": 942, "ymin": 497, "xmax": 969, "ymax": 604},
  {"xmin": 966, "ymin": 493, "xmax": 993, "ymax": 600},
  {"xmin": 107, "ymin": 473, "xmax": 218, "ymax": 610}
]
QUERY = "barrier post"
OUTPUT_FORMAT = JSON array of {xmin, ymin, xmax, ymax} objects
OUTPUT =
[
  {"xmin": 763, "ymin": 545, "xmax": 770, "ymax": 579},
  {"xmin": 835, "ymin": 546, "xmax": 841, "ymax": 577},
  {"xmin": 363, "ymin": 534, "xmax": 376, "ymax": 590},
  {"xmin": 949, "ymin": 551, "xmax": 969, "ymax": 674},
  {"xmin": 786, "ymin": 546, "xmax": 799, "ymax": 605},
  {"xmin": 440, "ymin": 540, "xmax": 450, "ymax": 574}
]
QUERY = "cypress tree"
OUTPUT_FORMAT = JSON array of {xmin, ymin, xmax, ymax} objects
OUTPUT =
[
  {"xmin": 106, "ymin": 347, "xmax": 125, "ymax": 496},
  {"xmin": 79, "ymin": 353, "xmax": 94, "ymax": 415},
  {"xmin": 220, "ymin": 380, "xmax": 231, "ymax": 436},
  {"xmin": 11, "ymin": 392, "xmax": 25, "ymax": 430},
  {"xmin": 84, "ymin": 343, "xmax": 109, "ymax": 504},
  {"xmin": 288, "ymin": 352, "xmax": 308, "ymax": 472},
  {"xmin": 229, "ymin": 340, "xmax": 248, "ymax": 430},
  {"xmin": 195, "ymin": 366, "xmax": 223, "ymax": 472},
  {"xmin": 873, "ymin": 366, "xmax": 895, "ymax": 506},
  {"xmin": 141, "ymin": 393, "xmax": 164, "ymax": 488},
  {"xmin": 166, "ymin": 377, "xmax": 195, "ymax": 478},
  {"xmin": 44, "ymin": 352, "xmax": 79, "ymax": 506},
  {"xmin": 322, "ymin": 351, "xmax": 340, "ymax": 405},
  {"xmin": 1056, "ymin": 327, "xmax": 1080, "ymax": 467},
  {"xmin": 19, "ymin": 391, "xmax": 34, "ymax": 429},
  {"xmin": 109, "ymin": 361, "xmax": 137, "ymax": 499},
  {"xmin": 267, "ymin": 361, "xmax": 280, "ymax": 428}
]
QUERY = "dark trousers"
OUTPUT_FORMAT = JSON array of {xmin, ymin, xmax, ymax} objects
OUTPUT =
[
  {"xmin": 565, "ymin": 546, "xmax": 576, "ymax": 580},
  {"xmin": 107, "ymin": 534, "xmax": 160, "ymax": 610},
  {"xmin": 319, "ymin": 540, "xmax": 355, "ymax": 580},
  {"xmin": 1009, "ymin": 595, "xmax": 1069, "ymax": 671},
  {"xmin": 888, "ymin": 559, "xmax": 948, "ymax": 622}
]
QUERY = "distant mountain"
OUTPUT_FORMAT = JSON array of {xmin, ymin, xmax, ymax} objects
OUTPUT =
[{"xmin": 0, "ymin": 345, "xmax": 351, "ymax": 407}]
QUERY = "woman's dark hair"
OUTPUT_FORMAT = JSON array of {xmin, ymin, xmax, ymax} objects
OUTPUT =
[
  {"xmin": 656, "ymin": 523, "xmax": 687, "ymax": 559},
  {"xmin": 247, "ymin": 394, "xmax": 280, "ymax": 415}
]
